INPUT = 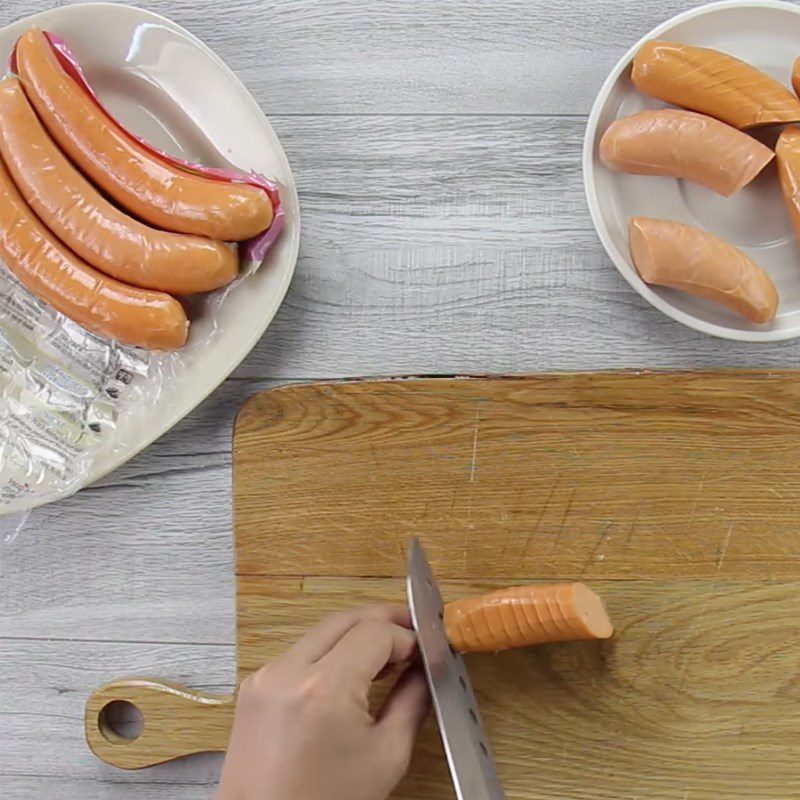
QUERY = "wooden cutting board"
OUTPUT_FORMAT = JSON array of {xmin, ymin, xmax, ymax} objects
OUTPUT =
[{"xmin": 86, "ymin": 373, "xmax": 800, "ymax": 798}]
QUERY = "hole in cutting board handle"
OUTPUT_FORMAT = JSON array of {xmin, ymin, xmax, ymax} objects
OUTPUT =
[
  {"xmin": 85, "ymin": 679, "xmax": 236, "ymax": 769},
  {"xmin": 98, "ymin": 700, "xmax": 144, "ymax": 745}
]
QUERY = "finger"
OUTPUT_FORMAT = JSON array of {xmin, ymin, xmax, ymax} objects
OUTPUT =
[
  {"xmin": 377, "ymin": 666, "xmax": 431, "ymax": 769},
  {"xmin": 320, "ymin": 619, "xmax": 417, "ymax": 682},
  {"xmin": 286, "ymin": 605, "xmax": 411, "ymax": 665}
]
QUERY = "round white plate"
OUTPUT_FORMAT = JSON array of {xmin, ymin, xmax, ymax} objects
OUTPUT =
[
  {"xmin": 0, "ymin": 3, "xmax": 300, "ymax": 513},
  {"xmin": 584, "ymin": 0, "xmax": 800, "ymax": 341}
]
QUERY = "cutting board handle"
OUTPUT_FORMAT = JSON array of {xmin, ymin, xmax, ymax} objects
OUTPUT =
[{"xmin": 84, "ymin": 678, "xmax": 235, "ymax": 769}]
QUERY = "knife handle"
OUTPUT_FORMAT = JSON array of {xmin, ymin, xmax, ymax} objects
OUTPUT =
[{"xmin": 85, "ymin": 678, "xmax": 235, "ymax": 769}]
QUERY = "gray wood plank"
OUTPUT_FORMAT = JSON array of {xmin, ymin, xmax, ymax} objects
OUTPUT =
[
  {"xmin": 5, "ymin": 779, "xmax": 231, "ymax": 800},
  {"xmin": 236, "ymin": 113, "xmax": 800, "ymax": 379},
  {"xmin": 0, "ymin": 0, "xmax": 706, "ymax": 115},
  {"xmin": 0, "ymin": 638, "xmax": 230, "ymax": 786},
  {"xmin": 0, "ymin": 380, "xmax": 288, "ymax": 644},
  {"xmin": 6, "ymin": 779, "xmax": 218, "ymax": 800},
  {"xmin": 0, "ymin": 4, "xmax": 788, "ymax": 378},
  {"xmin": 3, "ymin": 1, "xmax": 800, "ymax": 797}
]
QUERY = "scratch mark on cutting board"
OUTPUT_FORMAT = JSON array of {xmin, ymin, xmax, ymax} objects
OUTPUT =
[
  {"xmin": 521, "ymin": 475, "xmax": 561, "ymax": 559},
  {"xmin": 716, "ymin": 521, "xmax": 735, "ymax": 573},
  {"xmin": 685, "ymin": 464, "xmax": 715, "ymax": 533},
  {"xmin": 369, "ymin": 442, "xmax": 382, "ymax": 473},
  {"xmin": 469, "ymin": 409, "xmax": 481, "ymax": 483},
  {"xmin": 499, "ymin": 487, "xmax": 525, "ymax": 560},
  {"xmin": 580, "ymin": 522, "xmax": 613, "ymax": 576},
  {"xmin": 684, "ymin": 501, "xmax": 698, "ymax": 533},
  {"xmin": 551, "ymin": 486, "xmax": 577, "ymax": 553},
  {"xmin": 625, "ymin": 505, "xmax": 641, "ymax": 549},
  {"xmin": 549, "ymin": 414, "xmax": 582, "ymax": 460}
]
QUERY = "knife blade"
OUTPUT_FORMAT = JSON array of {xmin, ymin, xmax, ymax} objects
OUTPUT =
[{"xmin": 406, "ymin": 536, "xmax": 505, "ymax": 800}]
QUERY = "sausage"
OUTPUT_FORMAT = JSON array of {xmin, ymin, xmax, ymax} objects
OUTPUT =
[
  {"xmin": 793, "ymin": 56, "xmax": 800, "ymax": 98},
  {"xmin": 0, "ymin": 77, "xmax": 238, "ymax": 295},
  {"xmin": 775, "ymin": 127, "xmax": 800, "ymax": 245},
  {"xmin": 14, "ymin": 28, "xmax": 273, "ymax": 241},
  {"xmin": 0, "ymin": 149, "xmax": 188, "ymax": 350},
  {"xmin": 632, "ymin": 40, "xmax": 800, "ymax": 129},
  {"xmin": 600, "ymin": 109, "xmax": 774, "ymax": 196},
  {"xmin": 444, "ymin": 583, "xmax": 613, "ymax": 653},
  {"xmin": 628, "ymin": 217, "xmax": 778, "ymax": 324}
]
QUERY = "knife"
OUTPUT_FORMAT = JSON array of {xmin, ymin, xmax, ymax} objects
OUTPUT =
[{"xmin": 406, "ymin": 536, "xmax": 506, "ymax": 800}]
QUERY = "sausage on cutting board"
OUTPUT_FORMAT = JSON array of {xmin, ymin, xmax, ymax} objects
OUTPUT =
[
  {"xmin": 14, "ymin": 28, "xmax": 273, "ymax": 241},
  {"xmin": 0, "ymin": 77, "xmax": 238, "ymax": 295},
  {"xmin": 0, "ymin": 149, "xmax": 188, "ymax": 350},
  {"xmin": 600, "ymin": 109, "xmax": 774, "ymax": 196},
  {"xmin": 628, "ymin": 217, "xmax": 778, "ymax": 324},
  {"xmin": 444, "ymin": 582, "xmax": 613, "ymax": 653},
  {"xmin": 632, "ymin": 40, "xmax": 800, "ymax": 129}
]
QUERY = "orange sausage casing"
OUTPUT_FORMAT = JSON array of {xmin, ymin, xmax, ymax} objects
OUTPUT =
[
  {"xmin": 632, "ymin": 41, "xmax": 800, "ymax": 129},
  {"xmin": 600, "ymin": 109, "xmax": 774, "ymax": 197},
  {"xmin": 628, "ymin": 217, "xmax": 778, "ymax": 324},
  {"xmin": 0, "ymin": 77, "xmax": 238, "ymax": 295},
  {"xmin": 793, "ymin": 56, "xmax": 800, "ymax": 99},
  {"xmin": 0, "ymin": 149, "xmax": 187, "ymax": 350},
  {"xmin": 15, "ymin": 29, "xmax": 273, "ymax": 241},
  {"xmin": 775, "ymin": 127, "xmax": 800, "ymax": 244},
  {"xmin": 444, "ymin": 583, "xmax": 613, "ymax": 653}
]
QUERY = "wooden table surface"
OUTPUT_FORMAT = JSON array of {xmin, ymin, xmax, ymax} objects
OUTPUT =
[{"xmin": 2, "ymin": 1, "xmax": 799, "ymax": 797}]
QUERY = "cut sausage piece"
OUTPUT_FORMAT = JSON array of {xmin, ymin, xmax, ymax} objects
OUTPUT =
[
  {"xmin": 0, "ymin": 77, "xmax": 238, "ymax": 294},
  {"xmin": 628, "ymin": 217, "xmax": 778, "ymax": 324},
  {"xmin": 792, "ymin": 56, "xmax": 800, "ymax": 99},
  {"xmin": 775, "ymin": 127, "xmax": 800, "ymax": 245},
  {"xmin": 632, "ymin": 40, "xmax": 800, "ymax": 129},
  {"xmin": 600, "ymin": 109, "xmax": 774, "ymax": 196},
  {"xmin": 444, "ymin": 583, "xmax": 613, "ymax": 653},
  {"xmin": 0, "ymin": 150, "xmax": 187, "ymax": 350},
  {"xmin": 14, "ymin": 28, "xmax": 273, "ymax": 241}
]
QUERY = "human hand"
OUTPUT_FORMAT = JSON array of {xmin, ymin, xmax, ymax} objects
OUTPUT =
[{"xmin": 216, "ymin": 605, "xmax": 431, "ymax": 800}]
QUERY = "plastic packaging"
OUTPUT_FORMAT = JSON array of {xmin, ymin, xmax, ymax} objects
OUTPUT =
[
  {"xmin": 0, "ymin": 76, "xmax": 241, "ymax": 295},
  {"xmin": 0, "ymin": 262, "xmax": 150, "ymax": 514},
  {"xmin": 0, "ymin": 244, "xmax": 277, "ymax": 518},
  {"xmin": 0, "ymin": 29, "xmax": 286, "ymax": 518}
]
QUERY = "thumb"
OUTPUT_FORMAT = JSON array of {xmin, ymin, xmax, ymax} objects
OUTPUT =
[{"xmin": 377, "ymin": 666, "xmax": 431, "ymax": 770}]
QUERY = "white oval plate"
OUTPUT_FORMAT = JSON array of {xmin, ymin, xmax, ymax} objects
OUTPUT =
[
  {"xmin": 0, "ymin": 3, "xmax": 299, "ymax": 513},
  {"xmin": 584, "ymin": 0, "xmax": 800, "ymax": 342}
]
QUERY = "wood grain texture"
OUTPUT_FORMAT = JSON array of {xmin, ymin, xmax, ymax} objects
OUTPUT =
[
  {"xmin": 234, "ymin": 374, "xmax": 800, "ymax": 580},
  {"xmin": 0, "ymin": 638, "xmax": 231, "ymax": 782},
  {"xmin": 2, "ymin": 0, "xmax": 800, "ymax": 797},
  {"xmin": 4, "ymin": 780, "xmax": 220, "ymax": 800},
  {"xmin": 7, "ymin": 5, "xmax": 799, "ymax": 381},
  {"xmin": 85, "ymin": 681, "xmax": 234, "ymax": 769},
  {"xmin": 1, "ymin": 0, "xmax": 701, "ymax": 115},
  {"xmin": 89, "ymin": 375, "xmax": 800, "ymax": 793},
  {"xmin": 0, "ymin": 379, "xmax": 284, "ymax": 643},
  {"xmin": 91, "ymin": 574, "xmax": 800, "ymax": 795},
  {"xmin": 237, "ymin": 114, "xmax": 800, "ymax": 380},
  {"xmin": 231, "ymin": 376, "xmax": 800, "ymax": 798},
  {"xmin": 235, "ymin": 576, "xmax": 800, "ymax": 800}
]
